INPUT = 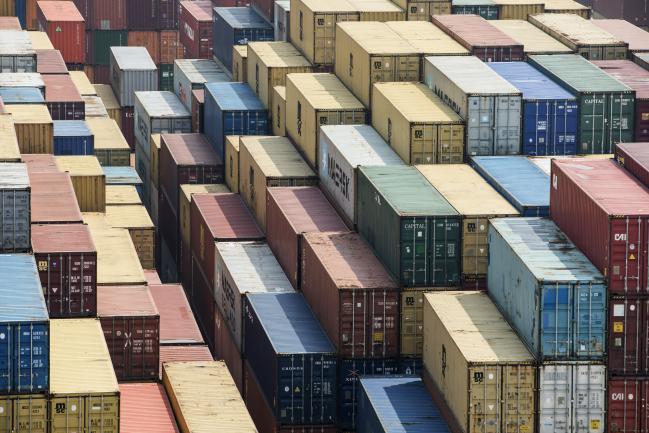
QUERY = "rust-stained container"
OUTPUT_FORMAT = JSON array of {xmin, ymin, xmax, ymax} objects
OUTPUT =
[
  {"xmin": 36, "ymin": 49, "xmax": 68, "ymax": 74},
  {"xmin": 5, "ymin": 104, "xmax": 53, "ymax": 153},
  {"xmin": 119, "ymin": 383, "xmax": 179, "ymax": 433},
  {"xmin": 430, "ymin": 14, "xmax": 524, "ymax": 61},
  {"xmin": 158, "ymin": 345, "xmax": 213, "ymax": 379},
  {"xmin": 29, "ymin": 171, "xmax": 83, "ymax": 224},
  {"xmin": 159, "ymin": 30, "xmax": 183, "ymax": 65},
  {"xmin": 37, "ymin": 1, "xmax": 86, "ymax": 64},
  {"xmin": 232, "ymin": 45, "xmax": 248, "ymax": 82},
  {"xmin": 271, "ymin": 85, "xmax": 286, "ymax": 136},
  {"xmin": 106, "ymin": 185, "xmax": 142, "ymax": 206},
  {"xmin": 608, "ymin": 377, "xmax": 649, "ymax": 433},
  {"xmin": 105, "ymin": 205, "xmax": 155, "ymax": 269},
  {"xmin": 42, "ymin": 74, "xmax": 84, "ymax": 121},
  {"xmin": 224, "ymin": 135, "xmax": 240, "ymax": 193},
  {"xmin": 591, "ymin": 19, "xmax": 649, "ymax": 54},
  {"xmin": 493, "ymin": 0, "xmax": 544, "ymax": 19},
  {"xmin": 98, "ymin": 285, "xmax": 160, "ymax": 381},
  {"xmin": 32, "ymin": 223, "xmax": 97, "ymax": 317},
  {"xmin": 608, "ymin": 295, "xmax": 649, "ymax": 376},
  {"xmin": 86, "ymin": 118, "xmax": 130, "ymax": 167},
  {"xmin": 88, "ymin": 0, "xmax": 125, "ymax": 30},
  {"xmin": 191, "ymin": 89, "xmax": 203, "ymax": 133},
  {"xmin": 550, "ymin": 158, "xmax": 649, "ymax": 295},
  {"xmin": 56, "ymin": 156, "xmax": 105, "ymax": 212},
  {"xmin": 390, "ymin": 0, "xmax": 449, "ymax": 20},
  {"xmin": 127, "ymin": 31, "xmax": 160, "ymax": 65},
  {"xmin": 372, "ymin": 82, "xmax": 465, "ymax": 164},
  {"xmin": 149, "ymin": 283, "xmax": 204, "ymax": 345},
  {"xmin": 301, "ymin": 231, "xmax": 399, "ymax": 358},
  {"xmin": 179, "ymin": 1, "xmax": 213, "ymax": 59},
  {"xmin": 266, "ymin": 186, "xmax": 348, "ymax": 289},
  {"xmin": 94, "ymin": 84, "xmax": 121, "ymax": 127}
]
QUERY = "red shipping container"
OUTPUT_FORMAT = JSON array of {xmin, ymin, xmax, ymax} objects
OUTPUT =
[
  {"xmin": 191, "ymin": 89, "xmax": 204, "ymax": 133},
  {"xmin": 616, "ymin": 143, "xmax": 649, "ymax": 192},
  {"xmin": 158, "ymin": 0, "xmax": 178, "ymax": 30},
  {"xmin": 98, "ymin": 285, "xmax": 160, "ymax": 381},
  {"xmin": 89, "ymin": 0, "xmax": 126, "ymax": 30},
  {"xmin": 550, "ymin": 159, "xmax": 649, "ymax": 294},
  {"xmin": 126, "ymin": 0, "xmax": 178, "ymax": 31},
  {"xmin": 159, "ymin": 30, "xmax": 183, "ymax": 64},
  {"xmin": 144, "ymin": 269, "xmax": 162, "ymax": 285},
  {"xmin": 120, "ymin": 383, "xmax": 179, "ymax": 433},
  {"xmin": 29, "ymin": 172, "xmax": 84, "ymax": 224},
  {"xmin": 609, "ymin": 295, "xmax": 649, "ymax": 376},
  {"xmin": 159, "ymin": 344, "xmax": 213, "ymax": 379},
  {"xmin": 128, "ymin": 31, "xmax": 160, "ymax": 65},
  {"xmin": 214, "ymin": 304, "xmax": 243, "ymax": 393},
  {"xmin": 301, "ymin": 232, "xmax": 400, "ymax": 358},
  {"xmin": 121, "ymin": 106, "xmax": 135, "ymax": 149},
  {"xmin": 42, "ymin": 74, "xmax": 85, "ymax": 120},
  {"xmin": 266, "ymin": 187, "xmax": 348, "ymax": 289},
  {"xmin": 23, "ymin": 154, "xmax": 59, "ymax": 174},
  {"xmin": 179, "ymin": 1, "xmax": 213, "ymax": 59},
  {"xmin": 431, "ymin": 14, "xmax": 524, "ymax": 62},
  {"xmin": 608, "ymin": 377, "xmax": 649, "ymax": 433},
  {"xmin": 149, "ymin": 283, "xmax": 204, "ymax": 345},
  {"xmin": 36, "ymin": 49, "xmax": 68, "ymax": 74},
  {"xmin": 37, "ymin": 1, "xmax": 86, "ymax": 64},
  {"xmin": 31, "ymin": 223, "xmax": 97, "ymax": 318},
  {"xmin": 0, "ymin": 17, "xmax": 21, "ymax": 30}
]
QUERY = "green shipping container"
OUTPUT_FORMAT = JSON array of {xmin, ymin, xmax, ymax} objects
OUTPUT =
[
  {"xmin": 159, "ymin": 64, "xmax": 174, "ymax": 92},
  {"xmin": 356, "ymin": 166, "xmax": 461, "ymax": 288},
  {"xmin": 90, "ymin": 30, "xmax": 128, "ymax": 66},
  {"xmin": 451, "ymin": 0, "xmax": 499, "ymax": 19},
  {"xmin": 529, "ymin": 54, "xmax": 635, "ymax": 154}
]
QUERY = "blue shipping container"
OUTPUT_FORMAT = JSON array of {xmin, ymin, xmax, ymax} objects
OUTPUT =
[
  {"xmin": 244, "ymin": 293, "xmax": 337, "ymax": 426},
  {"xmin": 53, "ymin": 120, "xmax": 94, "ymax": 155},
  {"xmin": 489, "ymin": 62, "xmax": 579, "ymax": 156},
  {"xmin": 470, "ymin": 156, "xmax": 549, "ymax": 216},
  {"xmin": 212, "ymin": 7, "xmax": 274, "ymax": 71},
  {"xmin": 357, "ymin": 377, "xmax": 451, "ymax": 433},
  {"xmin": 0, "ymin": 255, "xmax": 49, "ymax": 393},
  {"xmin": 488, "ymin": 218, "xmax": 606, "ymax": 360},
  {"xmin": 15, "ymin": 0, "xmax": 26, "ymax": 29},
  {"xmin": 203, "ymin": 82, "xmax": 268, "ymax": 159},
  {"xmin": 0, "ymin": 88, "xmax": 45, "ymax": 104},
  {"xmin": 103, "ymin": 166, "xmax": 144, "ymax": 198}
]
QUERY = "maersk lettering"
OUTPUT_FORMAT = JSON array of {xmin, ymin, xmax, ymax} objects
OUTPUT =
[{"xmin": 327, "ymin": 154, "xmax": 351, "ymax": 200}]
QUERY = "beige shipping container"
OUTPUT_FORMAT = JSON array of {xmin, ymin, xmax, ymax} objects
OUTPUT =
[
  {"xmin": 423, "ymin": 291, "xmax": 536, "ymax": 433},
  {"xmin": 0, "ymin": 394, "xmax": 47, "ymax": 433},
  {"xmin": 163, "ymin": 361, "xmax": 257, "ymax": 433},
  {"xmin": 239, "ymin": 136, "xmax": 318, "ymax": 231},
  {"xmin": 543, "ymin": 0, "xmax": 591, "ymax": 18},
  {"xmin": 56, "ymin": 156, "xmax": 106, "ymax": 212},
  {"xmin": 335, "ymin": 22, "xmax": 419, "ymax": 108},
  {"xmin": 106, "ymin": 185, "xmax": 142, "ymax": 206},
  {"xmin": 150, "ymin": 133, "xmax": 161, "ymax": 188},
  {"xmin": 27, "ymin": 31, "xmax": 54, "ymax": 50},
  {"xmin": 271, "ymin": 85, "xmax": 286, "ymax": 136},
  {"xmin": 105, "ymin": 205, "xmax": 156, "ymax": 269},
  {"xmin": 179, "ymin": 183, "xmax": 230, "ymax": 249},
  {"xmin": 285, "ymin": 73, "xmax": 366, "ymax": 169},
  {"xmin": 390, "ymin": 0, "xmax": 449, "ymax": 21},
  {"xmin": 385, "ymin": 21, "xmax": 469, "ymax": 57},
  {"xmin": 49, "ymin": 319, "xmax": 120, "ymax": 433},
  {"xmin": 69, "ymin": 71, "xmax": 96, "ymax": 96},
  {"xmin": 232, "ymin": 45, "xmax": 248, "ymax": 82},
  {"xmin": 401, "ymin": 287, "xmax": 454, "ymax": 357},
  {"xmin": 489, "ymin": 20, "xmax": 574, "ymax": 55},
  {"xmin": 86, "ymin": 118, "xmax": 130, "ymax": 167},
  {"xmin": 493, "ymin": 0, "xmax": 544, "ymax": 19},
  {"xmin": 348, "ymin": 0, "xmax": 405, "ymax": 21},
  {"xmin": 247, "ymin": 42, "xmax": 312, "ymax": 110},
  {"xmin": 225, "ymin": 135, "xmax": 240, "ymax": 193},
  {"xmin": 372, "ymin": 82, "xmax": 464, "ymax": 164},
  {"xmin": 94, "ymin": 84, "xmax": 122, "ymax": 128},
  {"xmin": 4, "ymin": 104, "xmax": 53, "ymax": 154},
  {"xmin": 528, "ymin": 13, "xmax": 628, "ymax": 60},
  {"xmin": 0, "ymin": 116, "xmax": 21, "ymax": 162}
]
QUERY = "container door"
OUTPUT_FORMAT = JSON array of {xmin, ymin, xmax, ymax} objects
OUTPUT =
[
  {"xmin": 541, "ymin": 284, "xmax": 572, "ymax": 359},
  {"xmin": 466, "ymin": 96, "xmax": 494, "ymax": 156},
  {"xmin": 502, "ymin": 365, "xmax": 536, "ymax": 433},
  {"xmin": 468, "ymin": 365, "xmax": 501, "ymax": 433},
  {"xmin": 552, "ymin": 100, "xmax": 579, "ymax": 156},
  {"xmin": 129, "ymin": 316, "xmax": 159, "ymax": 380},
  {"xmin": 573, "ymin": 364, "xmax": 606, "ymax": 433},
  {"xmin": 579, "ymin": 95, "xmax": 606, "ymax": 154},
  {"xmin": 13, "ymin": 395, "xmax": 47, "ymax": 433},
  {"xmin": 400, "ymin": 217, "xmax": 430, "ymax": 286},
  {"xmin": 438, "ymin": 123, "xmax": 464, "ymax": 164},
  {"xmin": 608, "ymin": 378, "xmax": 642, "ymax": 433},
  {"xmin": 409, "ymin": 123, "xmax": 436, "ymax": 165},
  {"xmin": 574, "ymin": 283, "xmax": 606, "ymax": 359},
  {"xmin": 50, "ymin": 396, "xmax": 85, "ymax": 433},
  {"xmin": 609, "ymin": 297, "xmax": 645, "ymax": 376},
  {"xmin": 608, "ymin": 92, "xmax": 635, "ymax": 149},
  {"xmin": 400, "ymin": 290, "xmax": 427, "ymax": 357},
  {"xmin": 428, "ymin": 217, "xmax": 461, "ymax": 286},
  {"xmin": 494, "ymin": 95, "xmax": 521, "ymax": 155},
  {"xmin": 539, "ymin": 364, "xmax": 572, "ymax": 433},
  {"xmin": 15, "ymin": 323, "xmax": 48, "ymax": 392},
  {"xmin": 0, "ymin": 324, "xmax": 10, "ymax": 392},
  {"xmin": 609, "ymin": 217, "xmax": 644, "ymax": 295},
  {"xmin": 523, "ymin": 100, "xmax": 549, "ymax": 156},
  {"xmin": 461, "ymin": 216, "xmax": 489, "ymax": 280},
  {"xmin": 101, "ymin": 318, "xmax": 129, "ymax": 380},
  {"xmin": 86, "ymin": 394, "xmax": 119, "ymax": 433}
]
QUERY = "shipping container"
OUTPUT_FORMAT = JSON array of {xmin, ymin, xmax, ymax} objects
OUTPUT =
[
  {"xmin": 119, "ymin": 383, "xmax": 179, "ymax": 433},
  {"xmin": 286, "ymin": 73, "xmax": 366, "ymax": 169},
  {"xmin": 318, "ymin": 124, "xmax": 404, "ymax": 226},
  {"xmin": 424, "ymin": 56, "xmax": 522, "ymax": 156},
  {"xmin": 0, "ymin": 163, "xmax": 30, "ymax": 252},
  {"xmin": 150, "ymin": 133, "xmax": 161, "ymax": 188},
  {"xmin": 356, "ymin": 166, "xmax": 461, "ymax": 287},
  {"xmin": 173, "ymin": 59, "xmax": 229, "ymax": 113},
  {"xmin": 543, "ymin": 0, "xmax": 591, "ymax": 17},
  {"xmin": 56, "ymin": 155, "xmax": 105, "ymax": 211},
  {"xmin": 49, "ymin": 319, "xmax": 119, "ymax": 433},
  {"xmin": 423, "ymin": 291, "xmax": 536, "ymax": 433},
  {"xmin": 401, "ymin": 287, "xmax": 449, "ymax": 356},
  {"xmin": 488, "ymin": 19, "xmax": 573, "ymax": 55},
  {"xmin": 24, "ymin": 153, "xmax": 58, "ymax": 173},
  {"xmin": 134, "ymin": 138, "xmax": 152, "ymax": 207},
  {"xmin": 371, "ymin": 82, "xmax": 465, "ymax": 164},
  {"xmin": 42, "ymin": 74, "xmax": 84, "ymax": 121},
  {"xmin": 106, "ymin": 185, "xmax": 142, "ymax": 206},
  {"xmin": 244, "ymin": 292, "xmax": 337, "ymax": 425},
  {"xmin": 4, "ymin": 104, "xmax": 52, "ymax": 153},
  {"xmin": 274, "ymin": 0, "xmax": 290, "ymax": 41},
  {"xmin": 90, "ymin": 64, "xmax": 112, "ymax": 85},
  {"xmin": 529, "ymin": 14, "xmax": 627, "ymax": 60},
  {"xmin": 159, "ymin": 30, "xmax": 182, "ymax": 65},
  {"xmin": 82, "ymin": 96, "xmax": 109, "ymax": 119},
  {"xmin": 0, "ymin": 72, "xmax": 44, "ymax": 92},
  {"xmin": 104, "ymin": 205, "xmax": 155, "ymax": 269},
  {"xmin": 191, "ymin": 89, "xmax": 204, "ymax": 133},
  {"xmin": 86, "ymin": 118, "xmax": 129, "ymax": 166},
  {"xmin": 591, "ymin": 19, "xmax": 649, "ymax": 54},
  {"xmin": 203, "ymin": 82, "xmax": 269, "ymax": 158},
  {"xmin": 27, "ymin": 31, "xmax": 53, "ymax": 50},
  {"xmin": 158, "ymin": 346, "xmax": 213, "ymax": 380},
  {"xmin": 417, "ymin": 165, "xmax": 519, "ymax": 285},
  {"xmin": 271, "ymin": 85, "xmax": 286, "ymax": 136},
  {"xmin": 590, "ymin": 0, "xmax": 648, "ymax": 27},
  {"xmin": 53, "ymin": 120, "xmax": 93, "ymax": 155},
  {"xmin": 0, "ymin": 254, "xmax": 49, "ymax": 394},
  {"xmin": 377, "ymin": 0, "xmax": 448, "ymax": 21},
  {"xmin": 608, "ymin": 295, "xmax": 649, "ymax": 376},
  {"xmin": 36, "ymin": 1, "xmax": 85, "ymax": 63},
  {"xmin": 87, "ymin": 0, "xmax": 125, "ymax": 30},
  {"xmin": 128, "ymin": 31, "xmax": 161, "ymax": 65},
  {"xmin": 86, "ymin": 30, "xmax": 127, "ymax": 65},
  {"xmin": 232, "ymin": 45, "xmax": 248, "ymax": 82},
  {"xmin": 224, "ymin": 135, "xmax": 240, "ymax": 193},
  {"xmin": 470, "ymin": 156, "xmax": 549, "ymax": 216},
  {"xmin": 615, "ymin": 142, "xmax": 649, "ymax": 192},
  {"xmin": 69, "ymin": 71, "xmax": 95, "ymax": 97},
  {"xmin": 489, "ymin": 0, "xmax": 544, "ymax": 19},
  {"xmin": 451, "ymin": 0, "xmax": 499, "ymax": 19},
  {"xmin": 35, "ymin": 48, "xmax": 67, "ymax": 74},
  {"xmin": 0, "ymin": 16, "xmax": 21, "ymax": 30},
  {"xmin": 179, "ymin": 1, "xmax": 213, "ymax": 59},
  {"xmin": 149, "ymin": 284, "xmax": 203, "ymax": 345},
  {"xmin": 213, "ymin": 7, "xmax": 274, "ymax": 72},
  {"xmin": 266, "ymin": 186, "xmax": 348, "ymax": 289},
  {"xmin": 528, "ymin": 154, "xmax": 613, "ymax": 175},
  {"xmin": 94, "ymin": 84, "xmax": 121, "ymax": 126},
  {"xmin": 103, "ymin": 166, "xmax": 143, "ymax": 194},
  {"xmin": 109, "ymin": 47, "xmax": 157, "ymax": 107},
  {"xmin": 0, "ymin": 394, "xmax": 47, "ymax": 433},
  {"xmin": 125, "ymin": 0, "xmax": 178, "ymax": 30},
  {"xmin": 134, "ymin": 92, "xmax": 191, "ymax": 159},
  {"xmin": 0, "ymin": 87, "xmax": 44, "ymax": 105},
  {"xmin": 211, "ymin": 303, "xmax": 244, "ymax": 391},
  {"xmin": 608, "ymin": 377, "xmax": 649, "ymax": 433},
  {"xmin": 0, "ymin": 116, "xmax": 20, "ymax": 162},
  {"xmin": 163, "ymin": 361, "xmax": 257, "ymax": 433},
  {"xmin": 29, "ymin": 171, "xmax": 83, "ymax": 224}
]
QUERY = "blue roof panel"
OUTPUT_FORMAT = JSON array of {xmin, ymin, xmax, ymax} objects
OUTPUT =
[
  {"xmin": 0, "ymin": 255, "xmax": 49, "ymax": 323},
  {"xmin": 0, "ymin": 87, "xmax": 44, "ymax": 104},
  {"xmin": 204, "ymin": 82, "xmax": 265, "ymax": 112},
  {"xmin": 488, "ymin": 62, "xmax": 576, "ymax": 101},
  {"xmin": 103, "ymin": 166, "xmax": 143, "ymax": 186}
]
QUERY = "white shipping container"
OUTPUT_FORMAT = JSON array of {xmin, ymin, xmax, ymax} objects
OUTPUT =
[
  {"xmin": 274, "ymin": 0, "xmax": 290, "ymax": 41},
  {"xmin": 0, "ymin": 30, "xmax": 36, "ymax": 73},
  {"xmin": 0, "ymin": 163, "xmax": 30, "ymax": 252},
  {"xmin": 109, "ymin": 47, "xmax": 158, "ymax": 107},
  {"xmin": 173, "ymin": 59, "xmax": 230, "ymax": 113}
]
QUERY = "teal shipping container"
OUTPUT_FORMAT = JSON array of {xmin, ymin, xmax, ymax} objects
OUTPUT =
[{"xmin": 159, "ymin": 64, "xmax": 174, "ymax": 92}]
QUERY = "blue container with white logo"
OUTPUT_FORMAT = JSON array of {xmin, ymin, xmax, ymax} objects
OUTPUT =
[{"xmin": 53, "ymin": 120, "xmax": 94, "ymax": 155}]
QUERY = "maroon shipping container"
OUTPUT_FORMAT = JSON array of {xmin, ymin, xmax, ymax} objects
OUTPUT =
[
  {"xmin": 251, "ymin": 0, "xmax": 273, "ymax": 24},
  {"xmin": 301, "ymin": 231, "xmax": 400, "ymax": 358},
  {"xmin": 191, "ymin": 89, "xmax": 204, "ymax": 133},
  {"xmin": 23, "ymin": 154, "xmax": 59, "ymax": 174},
  {"xmin": 616, "ymin": 142, "xmax": 649, "ymax": 192},
  {"xmin": 265, "ymin": 187, "xmax": 348, "ymax": 289},
  {"xmin": 594, "ymin": 61, "xmax": 649, "ymax": 142},
  {"xmin": 431, "ymin": 14, "xmax": 524, "ymax": 62},
  {"xmin": 88, "ymin": 0, "xmax": 125, "ymax": 30},
  {"xmin": 608, "ymin": 377, "xmax": 649, "ymax": 433},
  {"xmin": 149, "ymin": 283, "xmax": 204, "ymax": 345},
  {"xmin": 0, "ymin": 16, "xmax": 21, "ymax": 30},
  {"xmin": 91, "ymin": 64, "xmax": 111, "ymax": 85},
  {"xmin": 98, "ymin": 285, "xmax": 160, "ymax": 381},
  {"xmin": 160, "ymin": 30, "xmax": 183, "ymax": 64},
  {"xmin": 29, "ymin": 172, "xmax": 83, "ymax": 224},
  {"xmin": 550, "ymin": 159, "xmax": 649, "ymax": 294},
  {"xmin": 42, "ymin": 74, "xmax": 85, "ymax": 120},
  {"xmin": 119, "ymin": 383, "xmax": 179, "ymax": 433},
  {"xmin": 72, "ymin": 0, "xmax": 90, "ymax": 21},
  {"xmin": 191, "ymin": 257, "xmax": 216, "ymax": 349},
  {"xmin": 214, "ymin": 304, "xmax": 243, "ymax": 393},
  {"xmin": 158, "ymin": 344, "xmax": 213, "ymax": 379},
  {"xmin": 609, "ymin": 295, "xmax": 649, "ymax": 376},
  {"xmin": 158, "ymin": 191, "xmax": 180, "ymax": 273},
  {"xmin": 37, "ymin": 1, "xmax": 86, "ymax": 64},
  {"xmin": 121, "ymin": 106, "xmax": 135, "ymax": 149},
  {"xmin": 591, "ymin": 0, "xmax": 648, "ymax": 28},
  {"xmin": 179, "ymin": 1, "xmax": 213, "ymax": 59},
  {"xmin": 126, "ymin": 0, "xmax": 178, "ymax": 31},
  {"xmin": 31, "ymin": 223, "xmax": 97, "ymax": 318},
  {"xmin": 36, "ymin": 49, "xmax": 68, "ymax": 74}
]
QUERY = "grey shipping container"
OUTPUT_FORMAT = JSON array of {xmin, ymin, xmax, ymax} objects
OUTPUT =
[
  {"xmin": 424, "ymin": 55, "xmax": 522, "ymax": 157},
  {"xmin": 172, "ymin": 59, "xmax": 230, "ymax": 113},
  {"xmin": 109, "ymin": 47, "xmax": 158, "ymax": 107},
  {"xmin": 0, "ymin": 30, "xmax": 36, "ymax": 73},
  {"xmin": 0, "ymin": 163, "xmax": 30, "ymax": 252},
  {"xmin": 356, "ymin": 165, "xmax": 461, "ymax": 287}
]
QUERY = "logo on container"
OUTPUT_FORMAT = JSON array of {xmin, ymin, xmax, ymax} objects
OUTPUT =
[{"xmin": 184, "ymin": 23, "xmax": 195, "ymax": 41}]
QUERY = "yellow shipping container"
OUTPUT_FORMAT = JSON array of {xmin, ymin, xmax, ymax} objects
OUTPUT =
[
  {"xmin": 401, "ymin": 287, "xmax": 452, "ymax": 357},
  {"xmin": 390, "ymin": 0, "xmax": 450, "ymax": 21},
  {"xmin": 271, "ymin": 85, "xmax": 286, "ymax": 136},
  {"xmin": 0, "ymin": 0, "xmax": 15, "ymax": 15},
  {"xmin": 151, "ymin": 133, "xmax": 161, "ymax": 188},
  {"xmin": 239, "ymin": 136, "xmax": 318, "ymax": 231},
  {"xmin": 285, "ymin": 73, "xmax": 366, "ymax": 169},
  {"xmin": 247, "ymin": 42, "xmax": 312, "ymax": 109},
  {"xmin": 82, "ymin": 95, "xmax": 109, "ymax": 119},
  {"xmin": 27, "ymin": 31, "xmax": 54, "ymax": 50},
  {"xmin": 385, "ymin": 21, "xmax": 469, "ymax": 57},
  {"xmin": 224, "ymin": 135, "xmax": 240, "ymax": 193},
  {"xmin": 423, "ymin": 291, "xmax": 536, "ymax": 433},
  {"xmin": 105, "ymin": 205, "xmax": 156, "ymax": 269},
  {"xmin": 489, "ymin": 19, "xmax": 574, "ymax": 55},
  {"xmin": 543, "ymin": 0, "xmax": 591, "ymax": 18},
  {"xmin": 371, "ymin": 82, "xmax": 464, "ymax": 164},
  {"xmin": 493, "ymin": 0, "xmax": 544, "ymax": 19},
  {"xmin": 0, "ymin": 116, "xmax": 21, "ymax": 162},
  {"xmin": 232, "ymin": 45, "xmax": 248, "ymax": 82},
  {"xmin": 179, "ymin": 184, "xmax": 230, "ymax": 249},
  {"xmin": 69, "ymin": 71, "xmax": 96, "ymax": 96},
  {"xmin": 4, "ymin": 104, "xmax": 53, "ymax": 154},
  {"xmin": 94, "ymin": 84, "xmax": 122, "ymax": 127},
  {"xmin": 86, "ymin": 118, "xmax": 130, "ymax": 167},
  {"xmin": 106, "ymin": 185, "xmax": 142, "ymax": 206},
  {"xmin": 0, "ymin": 395, "xmax": 47, "ymax": 433},
  {"xmin": 348, "ymin": 0, "xmax": 405, "ymax": 21},
  {"xmin": 56, "ymin": 156, "xmax": 106, "ymax": 212},
  {"xmin": 49, "ymin": 319, "xmax": 119, "ymax": 433}
]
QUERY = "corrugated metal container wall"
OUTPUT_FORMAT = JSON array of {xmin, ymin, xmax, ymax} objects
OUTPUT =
[
  {"xmin": 423, "ymin": 56, "xmax": 522, "ymax": 156},
  {"xmin": 272, "ymin": 85, "xmax": 286, "ymax": 136},
  {"xmin": 615, "ymin": 142, "xmax": 649, "ymax": 193},
  {"xmin": 274, "ymin": 0, "xmax": 290, "ymax": 41},
  {"xmin": 232, "ymin": 45, "xmax": 248, "ymax": 82},
  {"xmin": 106, "ymin": 185, "xmax": 142, "ymax": 206},
  {"xmin": 5, "ymin": 104, "xmax": 53, "ymax": 154},
  {"xmin": 56, "ymin": 156, "xmax": 105, "ymax": 212},
  {"xmin": 225, "ymin": 135, "xmax": 240, "ymax": 193},
  {"xmin": 379, "ymin": 0, "xmax": 448, "ymax": 21},
  {"xmin": 149, "ymin": 283, "xmax": 204, "ymax": 345},
  {"xmin": 371, "ymin": 82, "xmax": 465, "ymax": 164},
  {"xmin": 125, "ymin": 0, "xmax": 178, "ymax": 31},
  {"xmin": 104, "ymin": 205, "xmax": 155, "ymax": 269},
  {"xmin": 53, "ymin": 120, "xmax": 93, "ymax": 155},
  {"xmin": 0, "ymin": 254, "xmax": 49, "ymax": 394},
  {"xmin": 109, "ymin": 47, "xmax": 158, "ymax": 107},
  {"xmin": 49, "ymin": 319, "xmax": 119, "ymax": 433},
  {"xmin": 158, "ymin": 345, "xmax": 213, "ymax": 379},
  {"xmin": 356, "ymin": 166, "xmax": 461, "ymax": 287},
  {"xmin": 608, "ymin": 377, "xmax": 649, "ymax": 433},
  {"xmin": 488, "ymin": 218, "xmax": 606, "ymax": 360},
  {"xmin": 127, "ymin": 31, "xmax": 160, "ymax": 65},
  {"xmin": 172, "ymin": 59, "xmax": 229, "ymax": 114},
  {"xmin": 543, "ymin": 0, "xmax": 591, "ymax": 17},
  {"xmin": 0, "ymin": 117, "xmax": 20, "ymax": 163},
  {"xmin": 87, "ymin": 118, "xmax": 130, "ymax": 166},
  {"xmin": 430, "ymin": 14, "xmax": 524, "ymax": 61},
  {"xmin": 590, "ymin": 19, "xmax": 649, "ymax": 53},
  {"xmin": 36, "ymin": 48, "xmax": 67, "ymax": 74},
  {"xmin": 590, "ymin": 0, "xmax": 648, "ymax": 27},
  {"xmin": 0, "ymin": 394, "xmax": 47, "ymax": 433},
  {"xmin": 86, "ymin": 30, "xmax": 128, "ymax": 66},
  {"xmin": 213, "ymin": 301, "xmax": 244, "ymax": 392},
  {"xmin": 159, "ymin": 30, "xmax": 183, "ymax": 65},
  {"xmin": 266, "ymin": 186, "xmax": 348, "ymax": 289},
  {"xmin": 422, "ymin": 291, "xmax": 536, "ymax": 433},
  {"xmin": 180, "ymin": 1, "xmax": 214, "ymax": 59},
  {"xmin": 29, "ymin": 171, "xmax": 83, "ymax": 224},
  {"xmin": 119, "ymin": 383, "xmax": 179, "ymax": 433},
  {"xmin": 88, "ymin": 0, "xmax": 125, "ymax": 30},
  {"xmin": 36, "ymin": 1, "xmax": 86, "ymax": 64},
  {"xmin": 493, "ymin": 0, "xmax": 544, "ymax": 19},
  {"xmin": 43, "ymin": 74, "xmax": 85, "ymax": 121},
  {"xmin": 0, "ymin": 163, "xmax": 30, "ymax": 252},
  {"xmin": 244, "ymin": 293, "xmax": 337, "ymax": 425},
  {"xmin": 191, "ymin": 89, "xmax": 204, "ymax": 133},
  {"xmin": 94, "ymin": 84, "xmax": 121, "ymax": 127},
  {"xmin": 0, "ymin": 88, "xmax": 44, "ymax": 105},
  {"xmin": 608, "ymin": 295, "xmax": 649, "ymax": 376}
]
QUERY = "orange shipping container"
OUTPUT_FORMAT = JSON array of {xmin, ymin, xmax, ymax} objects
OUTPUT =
[
  {"xmin": 128, "ymin": 31, "xmax": 160, "ymax": 64},
  {"xmin": 120, "ymin": 383, "xmax": 179, "ymax": 433},
  {"xmin": 160, "ymin": 30, "xmax": 183, "ymax": 65}
]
